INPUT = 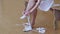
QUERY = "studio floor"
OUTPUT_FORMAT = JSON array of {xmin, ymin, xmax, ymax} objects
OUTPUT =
[{"xmin": 0, "ymin": 0, "xmax": 60, "ymax": 34}]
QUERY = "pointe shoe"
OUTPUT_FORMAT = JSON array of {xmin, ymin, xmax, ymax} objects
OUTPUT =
[
  {"xmin": 36, "ymin": 27, "xmax": 46, "ymax": 33},
  {"xmin": 20, "ymin": 15, "xmax": 26, "ymax": 19},
  {"xmin": 23, "ymin": 23, "xmax": 32, "ymax": 32}
]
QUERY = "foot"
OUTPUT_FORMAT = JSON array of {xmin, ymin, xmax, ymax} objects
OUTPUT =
[
  {"xmin": 23, "ymin": 23, "xmax": 32, "ymax": 32},
  {"xmin": 20, "ymin": 15, "xmax": 26, "ymax": 19}
]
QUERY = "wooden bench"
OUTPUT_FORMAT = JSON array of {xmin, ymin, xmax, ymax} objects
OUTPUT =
[{"xmin": 50, "ymin": 8, "xmax": 60, "ymax": 30}]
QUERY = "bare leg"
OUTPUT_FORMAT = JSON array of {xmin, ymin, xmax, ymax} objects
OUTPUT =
[
  {"xmin": 24, "ymin": 1, "xmax": 37, "ymax": 28},
  {"xmin": 22, "ymin": 0, "xmax": 37, "ymax": 32},
  {"xmin": 30, "ymin": 9, "xmax": 37, "ymax": 28}
]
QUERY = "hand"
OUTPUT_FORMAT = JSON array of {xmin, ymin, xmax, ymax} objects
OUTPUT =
[
  {"xmin": 23, "ymin": 10, "xmax": 30, "ymax": 16},
  {"xmin": 20, "ymin": 10, "xmax": 30, "ymax": 19},
  {"xmin": 20, "ymin": 11, "xmax": 29, "ymax": 19},
  {"xmin": 24, "ymin": 11, "xmax": 30, "ymax": 16}
]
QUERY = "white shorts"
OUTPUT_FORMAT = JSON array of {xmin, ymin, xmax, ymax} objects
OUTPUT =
[{"xmin": 38, "ymin": 0, "xmax": 54, "ymax": 11}]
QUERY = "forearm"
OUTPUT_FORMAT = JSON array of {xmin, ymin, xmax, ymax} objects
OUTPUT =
[
  {"xmin": 30, "ymin": 0, "xmax": 41, "ymax": 12},
  {"xmin": 25, "ymin": 0, "xmax": 36, "ymax": 11}
]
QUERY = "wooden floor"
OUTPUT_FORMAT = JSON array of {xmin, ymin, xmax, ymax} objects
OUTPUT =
[
  {"xmin": 0, "ymin": 0, "xmax": 60, "ymax": 34},
  {"xmin": 56, "ymin": 29, "xmax": 60, "ymax": 34}
]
